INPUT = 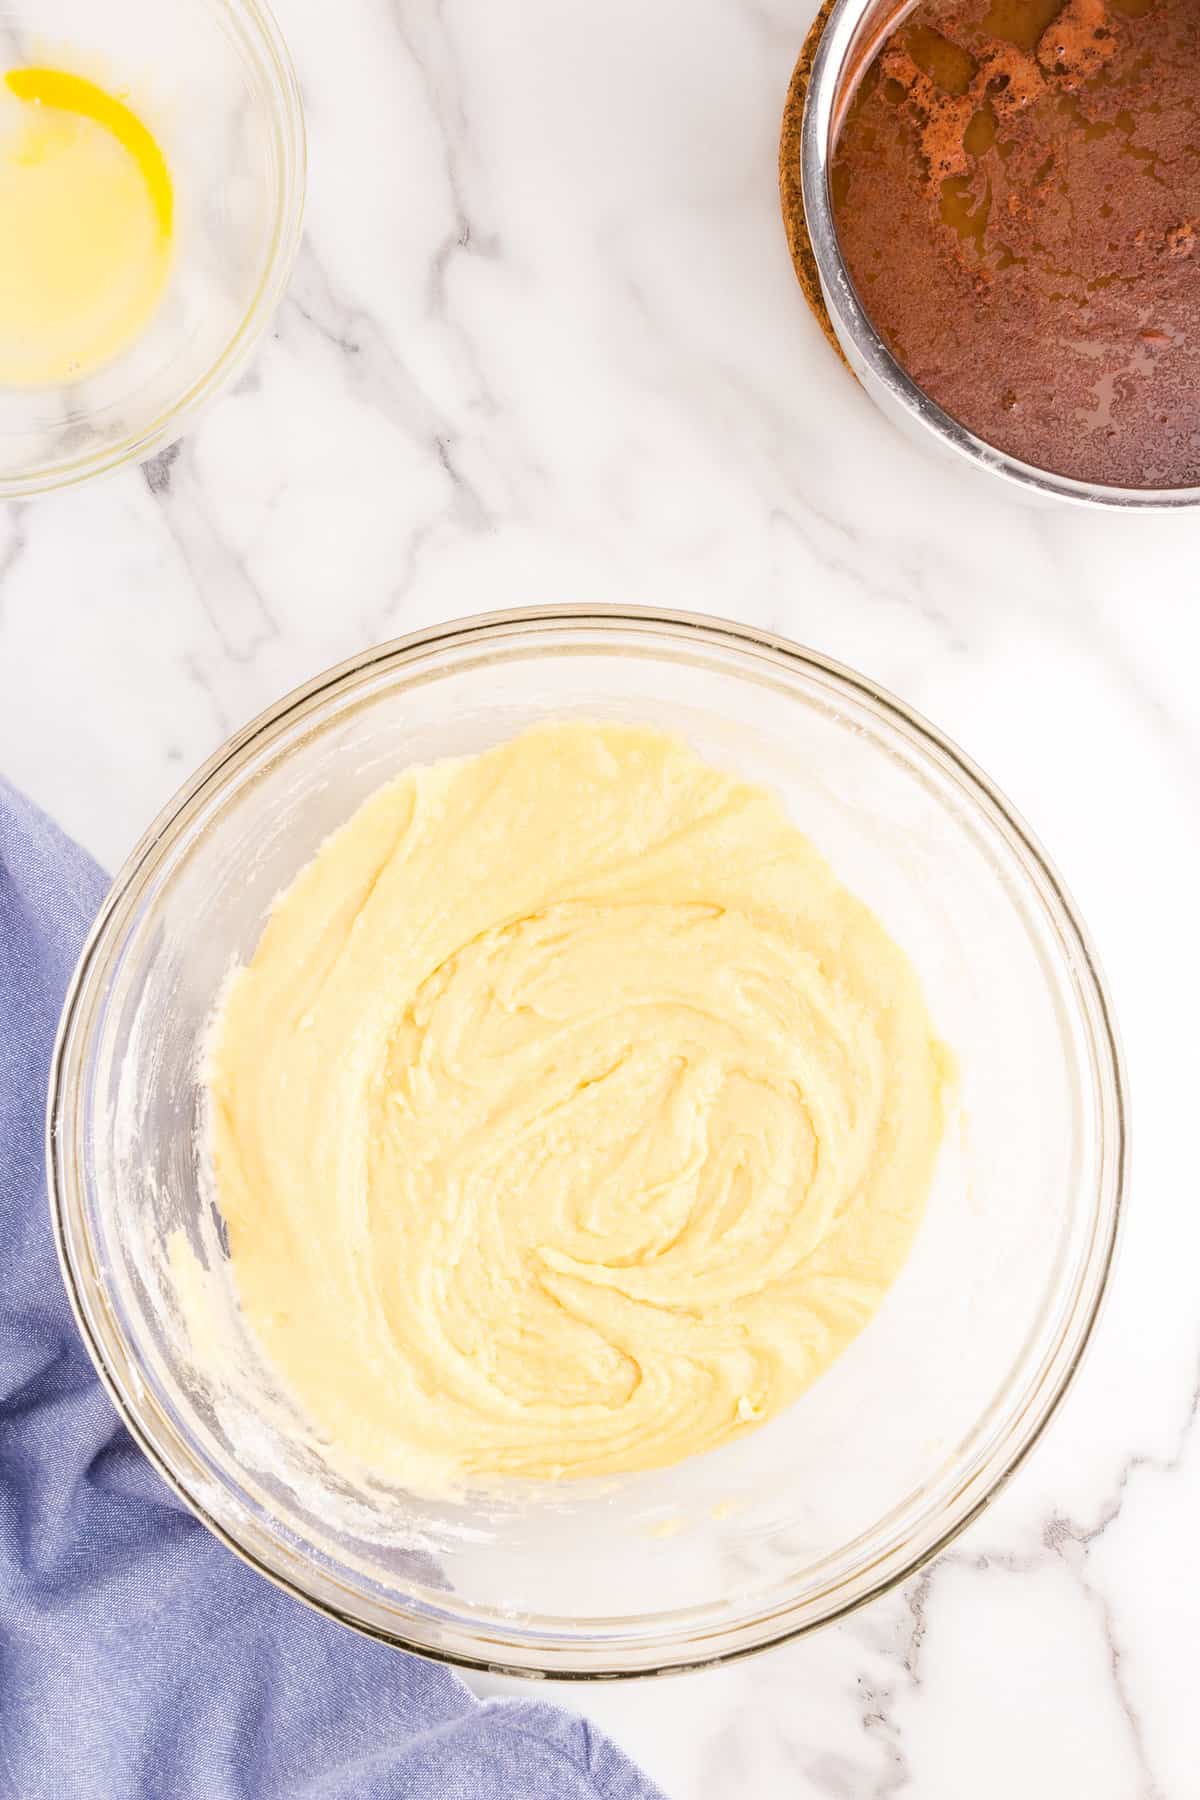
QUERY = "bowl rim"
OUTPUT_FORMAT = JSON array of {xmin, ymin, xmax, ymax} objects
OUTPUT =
[
  {"xmin": 796, "ymin": 0, "xmax": 1200, "ymax": 512},
  {"xmin": 0, "ymin": 0, "xmax": 307, "ymax": 499},
  {"xmin": 46, "ymin": 605, "xmax": 1128, "ymax": 1678}
]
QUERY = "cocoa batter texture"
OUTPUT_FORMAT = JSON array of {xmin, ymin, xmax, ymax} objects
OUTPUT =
[{"xmin": 831, "ymin": 0, "xmax": 1200, "ymax": 488}]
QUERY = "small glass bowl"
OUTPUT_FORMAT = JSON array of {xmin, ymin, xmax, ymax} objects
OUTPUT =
[
  {"xmin": 48, "ymin": 609, "xmax": 1125, "ymax": 1677},
  {"xmin": 0, "ymin": 0, "xmax": 304, "ymax": 496}
]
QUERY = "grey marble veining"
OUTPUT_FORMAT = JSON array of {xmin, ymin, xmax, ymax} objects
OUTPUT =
[{"xmin": 3, "ymin": 1, "xmax": 1199, "ymax": 1793}]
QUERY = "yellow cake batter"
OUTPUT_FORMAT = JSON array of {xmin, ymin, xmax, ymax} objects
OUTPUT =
[
  {"xmin": 0, "ymin": 68, "xmax": 173, "ymax": 386},
  {"xmin": 206, "ymin": 723, "xmax": 949, "ymax": 1489}
]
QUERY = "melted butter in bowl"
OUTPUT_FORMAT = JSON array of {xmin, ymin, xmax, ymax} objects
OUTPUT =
[{"xmin": 0, "ymin": 67, "xmax": 174, "ymax": 386}]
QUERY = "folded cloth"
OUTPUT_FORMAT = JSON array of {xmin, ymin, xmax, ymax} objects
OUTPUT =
[{"xmin": 0, "ymin": 779, "xmax": 666, "ymax": 1800}]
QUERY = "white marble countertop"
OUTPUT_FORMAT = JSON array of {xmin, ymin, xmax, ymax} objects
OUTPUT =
[{"xmin": 4, "ymin": 0, "xmax": 1198, "ymax": 1793}]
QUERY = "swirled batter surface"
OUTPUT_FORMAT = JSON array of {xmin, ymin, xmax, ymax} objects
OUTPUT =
[{"xmin": 207, "ymin": 724, "xmax": 947, "ymax": 1488}]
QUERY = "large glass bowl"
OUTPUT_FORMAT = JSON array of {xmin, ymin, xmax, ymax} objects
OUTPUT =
[
  {"xmin": 48, "ymin": 609, "xmax": 1125, "ymax": 1677},
  {"xmin": 0, "ymin": 0, "xmax": 304, "ymax": 496}
]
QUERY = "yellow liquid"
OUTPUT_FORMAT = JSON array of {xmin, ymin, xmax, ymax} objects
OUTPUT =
[{"xmin": 0, "ymin": 68, "xmax": 174, "ymax": 386}]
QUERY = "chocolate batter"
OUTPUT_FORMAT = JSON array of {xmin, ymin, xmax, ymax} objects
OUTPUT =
[{"xmin": 831, "ymin": 0, "xmax": 1200, "ymax": 488}]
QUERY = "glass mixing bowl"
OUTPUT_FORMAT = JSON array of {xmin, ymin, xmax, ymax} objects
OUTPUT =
[
  {"xmin": 0, "ymin": 0, "xmax": 304, "ymax": 496},
  {"xmin": 48, "ymin": 609, "xmax": 1125, "ymax": 1677}
]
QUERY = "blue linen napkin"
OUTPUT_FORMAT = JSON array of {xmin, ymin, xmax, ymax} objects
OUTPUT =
[{"xmin": 0, "ymin": 778, "xmax": 666, "ymax": 1800}]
